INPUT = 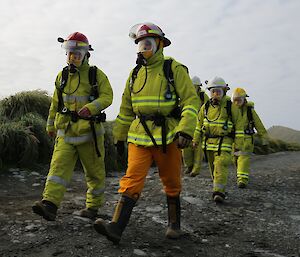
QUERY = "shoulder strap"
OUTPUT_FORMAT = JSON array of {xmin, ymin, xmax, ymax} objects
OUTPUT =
[
  {"xmin": 88, "ymin": 66, "xmax": 99, "ymax": 101},
  {"xmin": 204, "ymin": 100, "xmax": 210, "ymax": 117},
  {"xmin": 247, "ymin": 105, "xmax": 254, "ymax": 123},
  {"xmin": 57, "ymin": 66, "xmax": 69, "ymax": 112},
  {"xmin": 200, "ymin": 91, "xmax": 204, "ymax": 102},
  {"xmin": 226, "ymin": 99, "xmax": 232, "ymax": 118},
  {"xmin": 163, "ymin": 59, "xmax": 174, "ymax": 87}
]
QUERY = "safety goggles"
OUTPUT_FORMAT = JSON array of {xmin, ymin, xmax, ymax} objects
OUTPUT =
[{"xmin": 137, "ymin": 37, "xmax": 157, "ymax": 54}]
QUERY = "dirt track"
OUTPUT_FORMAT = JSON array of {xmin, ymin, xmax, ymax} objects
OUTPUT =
[{"xmin": 0, "ymin": 151, "xmax": 300, "ymax": 257}]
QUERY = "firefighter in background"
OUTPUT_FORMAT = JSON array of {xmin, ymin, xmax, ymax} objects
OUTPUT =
[
  {"xmin": 32, "ymin": 32, "xmax": 113, "ymax": 221},
  {"xmin": 94, "ymin": 22, "xmax": 199, "ymax": 244},
  {"xmin": 193, "ymin": 77, "xmax": 243, "ymax": 203},
  {"xmin": 232, "ymin": 88, "xmax": 268, "ymax": 188},
  {"xmin": 183, "ymin": 76, "xmax": 209, "ymax": 177}
]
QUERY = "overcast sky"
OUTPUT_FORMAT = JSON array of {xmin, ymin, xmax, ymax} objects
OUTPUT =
[{"xmin": 0, "ymin": 0, "xmax": 299, "ymax": 130}]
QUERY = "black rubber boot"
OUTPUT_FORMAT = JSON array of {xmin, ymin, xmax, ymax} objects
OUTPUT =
[
  {"xmin": 94, "ymin": 195, "xmax": 136, "ymax": 244},
  {"xmin": 165, "ymin": 195, "xmax": 182, "ymax": 239},
  {"xmin": 32, "ymin": 200, "xmax": 57, "ymax": 221},
  {"xmin": 212, "ymin": 191, "xmax": 226, "ymax": 203}
]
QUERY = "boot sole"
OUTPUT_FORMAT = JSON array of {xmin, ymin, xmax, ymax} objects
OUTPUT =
[
  {"xmin": 32, "ymin": 204, "xmax": 56, "ymax": 221},
  {"xmin": 94, "ymin": 222, "xmax": 120, "ymax": 244}
]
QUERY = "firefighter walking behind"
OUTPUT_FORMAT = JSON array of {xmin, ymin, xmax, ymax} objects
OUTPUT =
[
  {"xmin": 94, "ymin": 22, "xmax": 199, "ymax": 244},
  {"xmin": 32, "ymin": 32, "xmax": 113, "ymax": 221},
  {"xmin": 193, "ymin": 77, "xmax": 243, "ymax": 203},
  {"xmin": 232, "ymin": 88, "xmax": 268, "ymax": 188},
  {"xmin": 183, "ymin": 76, "xmax": 209, "ymax": 177}
]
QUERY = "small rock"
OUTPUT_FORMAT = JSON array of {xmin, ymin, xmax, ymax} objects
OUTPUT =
[
  {"xmin": 133, "ymin": 249, "xmax": 147, "ymax": 256},
  {"xmin": 183, "ymin": 196, "xmax": 204, "ymax": 206},
  {"xmin": 202, "ymin": 239, "xmax": 208, "ymax": 243},
  {"xmin": 263, "ymin": 203, "xmax": 273, "ymax": 209},
  {"xmin": 32, "ymin": 183, "xmax": 41, "ymax": 187},
  {"xmin": 30, "ymin": 172, "xmax": 40, "ymax": 176},
  {"xmin": 73, "ymin": 216, "xmax": 90, "ymax": 222},
  {"xmin": 146, "ymin": 206, "xmax": 163, "ymax": 213},
  {"xmin": 290, "ymin": 215, "xmax": 300, "ymax": 221}
]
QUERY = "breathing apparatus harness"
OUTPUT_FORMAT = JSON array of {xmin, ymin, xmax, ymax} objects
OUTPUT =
[
  {"xmin": 202, "ymin": 98, "xmax": 234, "ymax": 158},
  {"xmin": 129, "ymin": 56, "xmax": 183, "ymax": 153},
  {"xmin": 57, "ymin": 65, "xmax": 106, "ymax": 157}
]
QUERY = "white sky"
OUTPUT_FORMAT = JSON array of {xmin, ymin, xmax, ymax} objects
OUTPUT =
[{"xmin": 0, "ymin": 0, "xmax": 299, "ymax": 130}]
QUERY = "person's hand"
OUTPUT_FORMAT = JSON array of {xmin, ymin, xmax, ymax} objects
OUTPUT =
[
  {"xmin": 115, "ymin": 141, "xmax": 125, "ymax": 156},
  {"xmin": 176, "ymin": 132, "xmax": 192, "ymax": 149},
  {"xmin": 48, "ymin": 131, "xmax": 56, "ymax": 138},
  {"xmin": 78, "ymin": 107, "xmax": 91, "ymax": 118}
]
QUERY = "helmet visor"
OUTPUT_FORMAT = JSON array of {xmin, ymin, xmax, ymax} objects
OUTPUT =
[
  {"xmin": 209, "ymin": 87, "xmax": 224, "ymax": 100},
  {"xmin": 137, "ymin": 38, "xmax": 157, "ymax": 53},
  {"xmin": 62, "ymin": 40, "xmax": 89, "ymax": 52},
  {"xmin": 66, "ymin": 49, "xmax": 86, "ymax": 66}
]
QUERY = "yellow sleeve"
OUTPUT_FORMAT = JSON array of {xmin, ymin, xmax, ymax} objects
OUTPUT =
[
  {"xmin": 193, "ymin": 105, "xmax": 205, "ymax": 144},
  {"xmin": 252, "ymin": 109, "xmax": 267, "ymax": 137},
  {"xmin": 85, "ymin": 69, "xmax": 113, "ymax": 115}
]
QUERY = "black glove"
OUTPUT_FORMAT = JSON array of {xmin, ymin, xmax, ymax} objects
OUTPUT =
[
  {"xmin": 115, "ymin": 141, "xmax": 125, "ymax": 156},
  {"xmin": 176, "ymin": 132, "xmax": 192, "ymax": 149}
]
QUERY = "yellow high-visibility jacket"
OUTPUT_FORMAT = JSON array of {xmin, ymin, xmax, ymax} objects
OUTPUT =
[
  {"xmin": 194, "ymin": 96, "xmax": 243, "ymax": 152},
  {"xmin": 235, "ymin": 101, "xmax": 267, "ymax": 153},
  {"xmin": 113, "ymin": 49, "xmax": 199, "ymax": 146},
  {"xmin": 46, "ymin": 60, "xmax": 113, "ymax": 144}
]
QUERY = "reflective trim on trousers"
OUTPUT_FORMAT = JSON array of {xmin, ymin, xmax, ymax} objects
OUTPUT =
[
  {"xmin": 47, "ymin": 175, "xmax": 68, "ymax": 188},
  {"xmin": 237, "ymin": 173, "xmax": 249, "ymax": 178},
  {"xmin": 47, "ymin": 118, "xmax": 54, "ymax": 126},
  {"xmin": 213, "ymin": 183, "xmax": 225, "ymax": 190},
  {"xmin": 87, "ymin": 187, "xmax": 105, "ymax": 196}
]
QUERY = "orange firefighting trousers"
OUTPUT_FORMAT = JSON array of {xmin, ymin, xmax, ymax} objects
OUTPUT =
[{"xmin": 119, "ymin": 142, "xmax": 182, "ymax": 198}]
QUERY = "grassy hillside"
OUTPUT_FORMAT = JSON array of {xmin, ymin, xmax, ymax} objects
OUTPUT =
[{"xmin": 268, "ymin": 126, "xmax": 300, "ymax": 144}]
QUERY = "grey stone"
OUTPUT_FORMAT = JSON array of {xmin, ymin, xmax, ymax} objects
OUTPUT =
[{"xmin": 133, "ymin": 249, "xmax": 147, "ymax": 256}]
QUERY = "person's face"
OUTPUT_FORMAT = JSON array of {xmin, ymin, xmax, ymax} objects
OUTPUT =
[
  {"xmin": 232, "ymin": 96, "xmax": 245, "ymax": 107},
  {"xmin": 210, "ymin": 88, "xmax": 224, "ymax": 101}
]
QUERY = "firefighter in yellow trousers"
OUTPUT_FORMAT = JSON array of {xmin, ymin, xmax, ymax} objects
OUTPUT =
[
  {"xmin": 232, "ymin": 88, "xmax": 268, "ymax": 188},
  {"xmin": 183, "ymin": 76, "xmax": 209, "ymax": 177},
  {"xmin": 32, "ymin": 32, "xmax": 113, "ymax": 221},
  {"xmin": 193, "ymin": 77, "xmax": 243, "ymax": 203},
  {"xmin": 94, "ymin": 22, "xmax": 199, "ymax": 244}
]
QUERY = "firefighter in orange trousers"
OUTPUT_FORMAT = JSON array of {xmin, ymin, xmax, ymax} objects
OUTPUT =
[{"xmin": 93, "ymin": 22, "xmax": 199, "ymax": 244}]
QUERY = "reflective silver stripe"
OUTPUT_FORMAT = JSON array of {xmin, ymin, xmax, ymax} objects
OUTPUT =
[
  {"xmin": 63, "ymin": 95, "xmax": 89, "ymax": 103},
  {"xmin": 47, "ymin": 119, "xmax": 54, "ymax": 126},
  {"xmin": 238, "ymin": 174, "xmax": 249, "ymax": 178},
  {"xmin": 57, "ymin": 128, "xmax": 105, "ymax": 144},
  {"xmin": 91, "ymin": 101, "xmax": 101, "ymax": 111},
  {"xmin": 213, "ymin": 183, "xmax": 225, "ymax": 190},
  {"xmin": 47, "ymin": 175, "xmax": 68, "ymax": 187},
  {"xmin": 87, "ymin": 187, "xmax": 105, "ymax": 196}
]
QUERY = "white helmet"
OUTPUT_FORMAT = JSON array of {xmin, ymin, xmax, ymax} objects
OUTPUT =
[
  {"xmin": 206, "ymin": 76, "xmax": 229, "ymax": 90},
  {"xmin": 191, "ymin": 76, "xmax": 201, "ymax": 86}
]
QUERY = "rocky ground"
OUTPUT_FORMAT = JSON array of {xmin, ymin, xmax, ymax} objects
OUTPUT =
[{"xmin": 0, "ymin": 151, "xmax": 300, "ymax": 257}]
